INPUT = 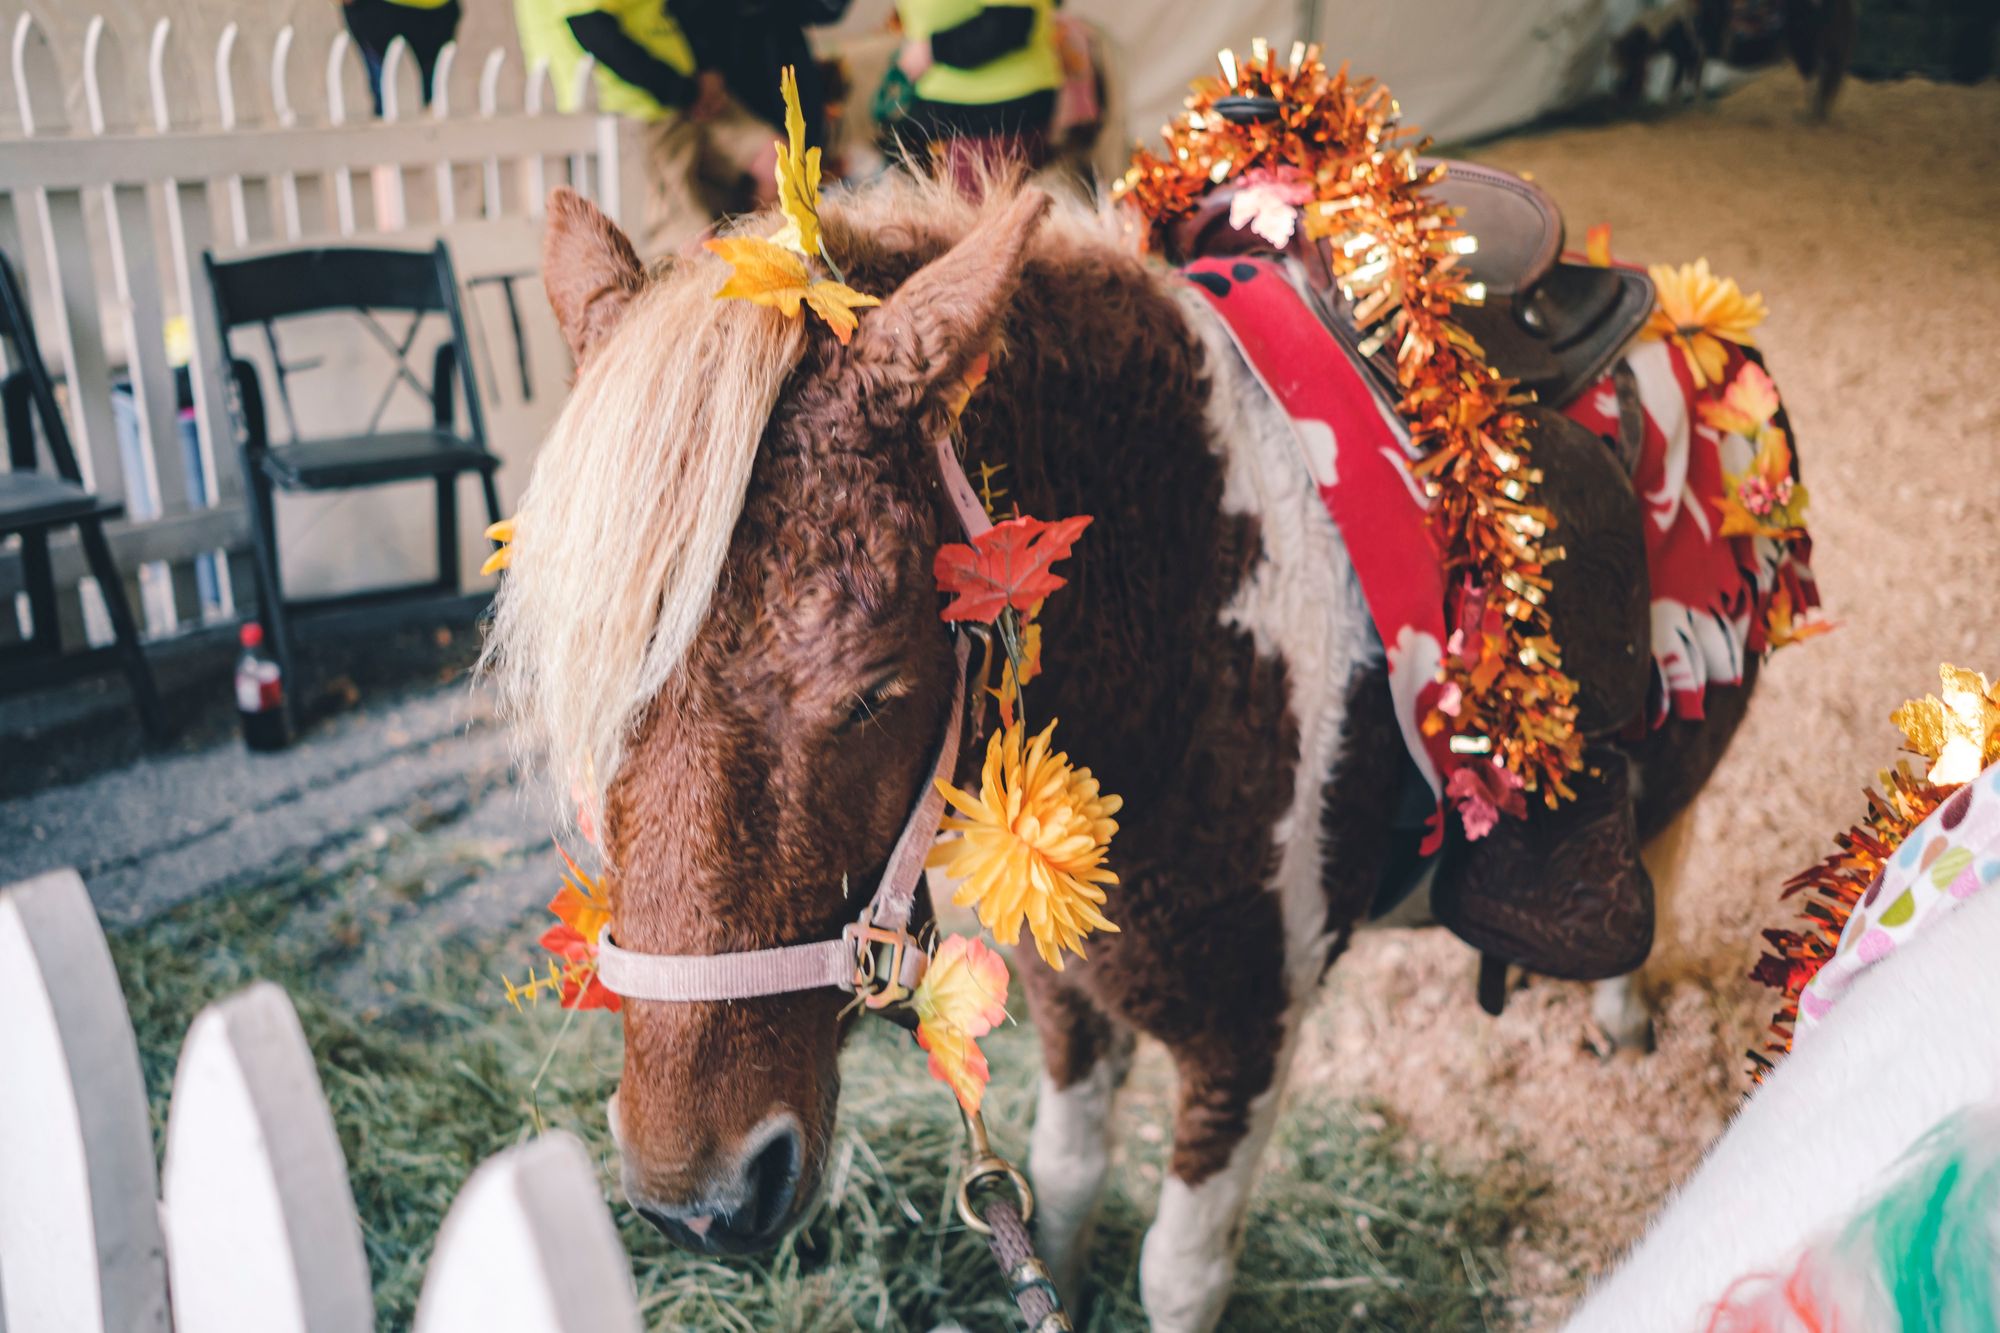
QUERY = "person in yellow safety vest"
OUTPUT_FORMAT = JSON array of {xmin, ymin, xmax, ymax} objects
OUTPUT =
[
  {"xmin": 340, "ymin": 0, "xmax": 460, "ymax": 114},
  {"xmin": 513, "ymin": 0, "xmax": 776, "ymax": 253},
  {"xmin": 893, "ymin": 0, "xmax": 1061, "ymax": 191}
]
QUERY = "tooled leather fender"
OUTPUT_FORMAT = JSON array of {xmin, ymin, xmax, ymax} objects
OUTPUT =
[
  {"xmin": 1432, "ymin": 746, "xmax": 1654, "ymax": 983},
  {"xmin": 1522, "ymin": 405, "xmax": 1651, "ymax": 740}
]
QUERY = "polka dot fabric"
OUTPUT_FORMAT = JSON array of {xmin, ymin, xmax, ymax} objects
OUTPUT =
[{"xmin": 1798, "ymin": 762, "xmax": 2000, "ymax": 1040}]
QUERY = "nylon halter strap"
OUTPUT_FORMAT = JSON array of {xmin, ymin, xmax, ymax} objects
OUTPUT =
[{"xmin": 594, "ymin": 432, "xmax": 994, "ymax": 1008}]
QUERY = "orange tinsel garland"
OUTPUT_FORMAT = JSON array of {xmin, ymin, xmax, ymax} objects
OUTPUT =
[
  {"xmin": 1118, "ymin": 42, "xmax": 1584, "ymax": 810},
  {"xmin": 1747, "ymin": 765, "xmax": 1950, "ymax": 1081}
]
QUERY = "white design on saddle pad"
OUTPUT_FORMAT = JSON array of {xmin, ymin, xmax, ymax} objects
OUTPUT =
[{"xmin": 1797, "ymin": 762, "xmax": 2000, "ymax": 1042}]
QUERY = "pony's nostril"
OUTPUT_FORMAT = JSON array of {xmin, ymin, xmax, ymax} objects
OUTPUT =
[{"xmin": 744, "ymin": 1123, "xmax": 802, "ymax": 1233}]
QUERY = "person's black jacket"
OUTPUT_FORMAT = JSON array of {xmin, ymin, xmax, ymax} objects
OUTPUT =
[{"xmin": 672, "ymin": 0, "xmax": 852, "ymax": 144}]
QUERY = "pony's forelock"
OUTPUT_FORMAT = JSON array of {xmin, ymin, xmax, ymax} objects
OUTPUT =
[{"xmin": 480, "ymin": 235, "xmax": 807, "ymax": 825}]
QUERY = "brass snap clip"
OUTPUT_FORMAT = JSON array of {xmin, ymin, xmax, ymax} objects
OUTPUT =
[{"xmin": 956, "ymin": 1111, "xmax": 1036, "ymax": 1234}]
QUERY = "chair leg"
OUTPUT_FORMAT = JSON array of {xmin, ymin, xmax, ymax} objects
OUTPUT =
[
  {"xmin": 435, "ymin": 473, "xmax": 460, "ymax": 595},
  {"xmin": 19, "ymin": 527, "xmax": 59, "ymax": 658},
  {"xmin": 76, "ymin": 518, "xmax": 165, "ymax": 742},
  {"xmin": 243, "ymin": 459, "xmax": 300, "ymax": 732}
]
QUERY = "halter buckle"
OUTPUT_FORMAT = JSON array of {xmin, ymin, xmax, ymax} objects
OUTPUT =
[{"xmin": 844, "ymin": 921, "xmax": 923, "ymax": 1009}]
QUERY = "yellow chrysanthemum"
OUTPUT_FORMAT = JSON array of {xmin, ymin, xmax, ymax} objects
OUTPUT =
[
  {"xmin": 928, "ymin": 719, "xmax": 1121, "ymax": 970},
  {"xmin": 1643, "ymin": 258, "xmax": 1767, "ymax": 389}
]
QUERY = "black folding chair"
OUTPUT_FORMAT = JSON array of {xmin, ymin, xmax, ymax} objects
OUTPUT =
[
  {"xmin": 0, "ymin": 251, "xmax": 165, "ymax": 739},
  {"xmin": 203, "ymin": 243, "xmax": 502, "ymax": 725}
]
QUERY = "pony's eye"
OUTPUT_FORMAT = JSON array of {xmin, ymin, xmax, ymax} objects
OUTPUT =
[{"xmin": 843, "ymin": 675, "xmax": 906, "ymax": 730}]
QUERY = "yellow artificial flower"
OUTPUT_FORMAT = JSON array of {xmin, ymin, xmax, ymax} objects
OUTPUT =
[
  {"xmin": 911, "ymin": 934, "xmax": 1010, "ymax": 1113},
  {"xmin": 705, "ymin": 236, "xmax": 881, "ymax": 344},
  {"xmin": 928, "ymin": 719, "xmax": 1121, "ymax": 970},
  {"xmin": 769, "ymin": 66, "xmax": 822, "ymax": 261},
  {"xmin": 1643, "ymin": 259, "xmax": 1767, "ymax": 389},
  {"xmin": 481, "ymin": 517, "xmax": 514, "ymax": 576},
  {"xmin": 1892, "ymin": 664, "xmax": 2000, "ymax": 786}
]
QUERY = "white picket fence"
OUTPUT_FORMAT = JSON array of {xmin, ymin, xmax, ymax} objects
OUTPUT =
[
  {"xmin": 0, "ymin": 7, "xmax": 643, "ymax": 651},
  {"xmin": 0, "ymin": 867, "xmax": 644, "ymax": 1333}
]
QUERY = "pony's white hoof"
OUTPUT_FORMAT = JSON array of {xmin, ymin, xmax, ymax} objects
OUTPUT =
[{"xmin": 1591, "ymin": 974, "xmax": 1655, "ymax": 1054}]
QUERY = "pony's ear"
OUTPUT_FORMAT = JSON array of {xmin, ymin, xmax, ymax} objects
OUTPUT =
[
  {"xmin": 542, "ymin": 187, "xmax": 645, "ymax": 365},
  {"xmin": 849, "ymin": 187, "xmax": 1052, "ymax": 394}
]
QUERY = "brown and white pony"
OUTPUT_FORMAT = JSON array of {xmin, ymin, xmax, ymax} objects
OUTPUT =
[{"xmin": 484, "ymin": 177, "xmax": 1755, "ymax": 1331}]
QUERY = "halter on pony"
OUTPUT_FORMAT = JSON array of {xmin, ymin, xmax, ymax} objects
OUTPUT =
[{"xmin": 591, "ymin": 433, "xmax": 989, "ymax": 1011}]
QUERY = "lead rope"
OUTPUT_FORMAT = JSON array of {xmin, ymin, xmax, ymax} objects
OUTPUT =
[{"xmin": 956, "ymin": 1111, "xmax": 1071, "ymax": 1331}]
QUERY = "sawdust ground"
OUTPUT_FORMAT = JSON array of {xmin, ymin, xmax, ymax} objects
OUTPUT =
[{"xmin": 1284, "ymin": 69, "xmax": 2000, "ymax": 1329}]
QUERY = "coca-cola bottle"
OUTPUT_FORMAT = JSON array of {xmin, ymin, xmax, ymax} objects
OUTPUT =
[{"xmin": 235, "ymin": 622, "xmax": 289, "ymax": 751}]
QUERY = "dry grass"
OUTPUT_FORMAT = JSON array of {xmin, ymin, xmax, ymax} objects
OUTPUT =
[{"xmin": 110, "ymin": 839, "xmax": 1522, "ymax": 1331}]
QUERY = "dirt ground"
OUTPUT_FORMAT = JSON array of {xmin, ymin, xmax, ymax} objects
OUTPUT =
[{"xmin": 1279, "ymin": 69, "xmax": 2000, "ymax": 1328}]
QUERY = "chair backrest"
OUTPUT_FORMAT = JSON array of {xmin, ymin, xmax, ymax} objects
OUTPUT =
[
  {"xmin": 202, "ymin": 243, "xmax": 489, "ymax": 452},
  {"xmin": 0, "ymin": 250, "xmax": 90, "ymax": 486},
  {"xmin": 205, "ymin": 246, "xmax": 452, "ymax": 328}
]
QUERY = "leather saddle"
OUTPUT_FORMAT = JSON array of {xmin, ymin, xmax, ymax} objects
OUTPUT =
[
  {"xmin": 1166, "ymin": 159, "xmax": 1660, "ymax": 998},
  {"xmin": 1169, "ymin": 159, "xmax": 1655, "ymax": 410}
]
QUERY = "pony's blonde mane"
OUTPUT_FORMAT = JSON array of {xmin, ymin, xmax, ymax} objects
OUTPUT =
[
  {"xmin": 481, "ymin": 238, "xmax": 807, "ymax": 822},
  {"xmin": 483, "ymin": 174, "xmax": 1128, "ymax": 823}
]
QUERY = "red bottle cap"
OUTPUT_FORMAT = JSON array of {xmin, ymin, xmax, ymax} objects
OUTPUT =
[{"xmin": 240, "ymin": 622, "xmax": 264, "ymax": 649}]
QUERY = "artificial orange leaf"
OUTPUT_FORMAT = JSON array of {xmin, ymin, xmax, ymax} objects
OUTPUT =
[
  {"xmin": 1763, "ymin": 585, "xmax": 1835, "ymax": 650},
  {"xmin": 801, "ymin": 279, "xmax": 881, "ymax": 345},
  {"xmin": 707, "ymin": 235, "xmax": 814, "ymax": 315},
  {"xmin": 934, "ymin": 514, "xmax": 1093, "ymax": 623},
  {"xmin": 944, "ymin": 351, "xmax": 991, "ymax": 423},
  {"xmin": 1585, "ymin": 223, "xmax": 1612, "ymax": 268},
  {"xmin": 549, "ymin": 845, "xmax": 612, "ymax": 947},
  {"xmin": 705, "ymin": 236, "xmax": 880, "ymax": 343},
  {"xmin": 911, "ymin": 934, "xmax": 1009, "ymax": 1113},
  {"xmin": 1698, "ymin": 360, "xmax": 1781, "ymax": 438},
  {"xmin": 1892, "ymin": 664, "xmax": 2000, "ymax": 785}
]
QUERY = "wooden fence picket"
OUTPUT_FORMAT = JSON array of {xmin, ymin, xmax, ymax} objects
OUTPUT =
[
  {"xmin": 0, "ymin": 868, "xmax": 647, "ymax": 1333},
  {"xmin": 0, "ymin": 869, "xmax": 170, "ymax": 1333},
  {"xmin": 414, "ymin": 1134, "xmax": 644, "ymax": 1333},
  {"xmin": 160, "ymin": 981, "xmax": 374, "ymax": 1333}
]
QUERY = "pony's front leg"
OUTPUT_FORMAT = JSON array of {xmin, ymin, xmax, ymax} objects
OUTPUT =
[
  {"xmin": 1140, "ymin": 1031, "xmax": 1293, "ymax": 1333},
  {"xmin": 1019, "ymin": 961, "xmax": 1132, "ymax": 1299}
]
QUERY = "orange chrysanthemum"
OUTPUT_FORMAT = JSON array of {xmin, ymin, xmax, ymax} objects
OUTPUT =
[
  {"xmin": 1643, "ymin": 259, "xmax": 1767, "ymax": 389},
  {"xmin": 911, "ymin": 934, "xmax": 1010, "ymax": 1113},
  {"xmin": 928, "ymin": 719, "xmax": 1121, "ymax": 970}
]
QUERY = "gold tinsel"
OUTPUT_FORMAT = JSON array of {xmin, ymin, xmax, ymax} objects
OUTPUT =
[{"xmin": 1118, "ymin": 43, "xmax": 1584, "ymax": 808}]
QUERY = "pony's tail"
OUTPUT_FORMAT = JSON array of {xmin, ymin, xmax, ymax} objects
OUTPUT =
[{"xmin": 1702, "ymin": 1105, "xmax": 2000, "ymax": 1333}]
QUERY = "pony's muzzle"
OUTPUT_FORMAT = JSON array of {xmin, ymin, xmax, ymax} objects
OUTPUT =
[{"xmin": 615, "ymin": 1101, "xmax": 805, "ymax": 1256}]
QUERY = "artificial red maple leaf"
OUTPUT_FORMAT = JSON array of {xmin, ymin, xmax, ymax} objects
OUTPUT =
[
  {"xmin": 539, "ymin": 922, "xmax": 621, "ymax": 1011},
  {"xmin": 933, "ymin": 514, "xmax": 1092, "ymax": 623}
]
